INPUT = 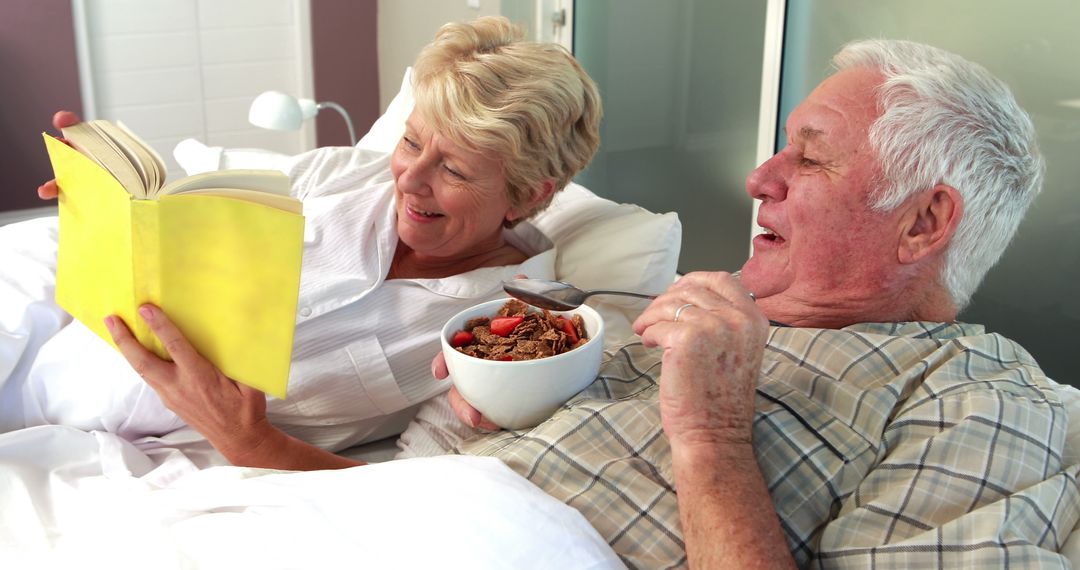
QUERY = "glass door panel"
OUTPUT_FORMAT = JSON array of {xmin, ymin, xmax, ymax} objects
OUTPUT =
[
  {"xmin": 573, "ymin": 0, "xmax": 768, "ymax": 272},
  {"xmin": 779, "ymin": 0, "xmax": 1080, "ymax": 384}
]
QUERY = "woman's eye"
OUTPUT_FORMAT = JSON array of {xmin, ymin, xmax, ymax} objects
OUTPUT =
[
  {"xmin": 402, "ymin": 137, "xmax": 420, "ymax": 151},
  {"xmin": 443, "ymin": 165, "xmax": 466, "ymax": 179}
]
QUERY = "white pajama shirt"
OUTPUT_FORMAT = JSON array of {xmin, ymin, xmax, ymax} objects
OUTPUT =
[{"xmin": 0, "ymin": 146, "xmax": 556, "ymax": 452}]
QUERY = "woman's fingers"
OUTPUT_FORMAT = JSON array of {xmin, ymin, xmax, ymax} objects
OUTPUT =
[
  {"xmin": 104, "ymin": 314, "xmax": 173, "ymax": 387},
  {"xmin": 53, "ymin": 110, "xmax": 81, "ymax": 130},
  {"xmin": 448, "ymin": 386, "xmax": 481, "ymax": 428},
  {"xmin": 135, "ymin": 304, "xmax": 203, "ymax": 368},
  {"xmin": 431, "ymin": 352, "xmax": 449, "ymax": 380},
  {"xmin": 37, "ymin": 180, "xmax": 59, "ymax": 200},
  {"xmin": 448, "ymin": 386, "xmax": 499, "ymax": 431},
  {"xmin": 437, "ymin": 351, "xmax": 497, "ymax": 430},
  {"xmin": 40, "ymin": 111, "xmax": 83, "ymax": 201}
]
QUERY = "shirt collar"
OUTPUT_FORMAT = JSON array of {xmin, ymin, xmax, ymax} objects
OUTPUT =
[
  {"xmin": 769, "ymin": 320, "xmax": 986, "ymax": 339},
  {"xmin": 403, "ymin": 221, "xmax": 557, "ymax": 299}
]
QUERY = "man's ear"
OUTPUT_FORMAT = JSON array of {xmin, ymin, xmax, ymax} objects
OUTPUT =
[
  {"xmin": 506, "ymin": 179, "xmax": 557, "ymax": 223},
  {"xmin": 898, "ymin": 184, "xmax": 963, "ymax": 264}
]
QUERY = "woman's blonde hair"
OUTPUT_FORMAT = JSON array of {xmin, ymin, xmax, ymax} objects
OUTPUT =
[{"xmin": 411, "ymin": 16, "xmax": 602, "ymax": 223}]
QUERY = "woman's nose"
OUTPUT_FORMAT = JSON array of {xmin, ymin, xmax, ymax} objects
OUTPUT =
[
  {"xmin": 397, "ymin": 153, "xmax": 437, "ymax": 195},
  {"xmin": 746, "ymin": 152, "xmax": 789, "ymax": 202}
]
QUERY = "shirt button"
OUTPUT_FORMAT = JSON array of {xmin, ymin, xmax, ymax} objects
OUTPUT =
[{"xmin": 299, "ymin": 307, "xmax": 312, "ymax": 317}]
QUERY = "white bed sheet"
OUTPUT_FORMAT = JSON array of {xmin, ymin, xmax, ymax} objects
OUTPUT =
[{"xmin": 0, "ymin": 425, "xmax": 623, "ymax": 569}]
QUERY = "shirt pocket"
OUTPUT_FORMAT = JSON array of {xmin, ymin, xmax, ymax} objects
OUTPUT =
[{"xmin": 268, "ymin": 335, "xmax": 410, "ymax": 426}]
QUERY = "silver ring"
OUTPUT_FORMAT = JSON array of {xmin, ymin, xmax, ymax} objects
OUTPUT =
[
  {"xmin": 748, "ymin": 292, "xmax": 756, "ymax": 301},
  {"xmin": 674, "ymin": 303, "xmax": 695, "ymax": 323}
]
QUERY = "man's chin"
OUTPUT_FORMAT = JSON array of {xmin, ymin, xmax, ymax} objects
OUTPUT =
[{"xmin": 737, "ymin": 261, "xmax": 787, "ymax": 300}]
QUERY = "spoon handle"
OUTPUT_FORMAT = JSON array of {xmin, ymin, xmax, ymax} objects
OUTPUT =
[{"xmin": 583, "ymin": 290, "xmax": 657, "ymax": 302}]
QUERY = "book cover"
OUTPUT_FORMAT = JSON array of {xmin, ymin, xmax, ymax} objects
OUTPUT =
[{"xmin": 43, "ymin": 133, "xmax": 304, "ymax": 399}]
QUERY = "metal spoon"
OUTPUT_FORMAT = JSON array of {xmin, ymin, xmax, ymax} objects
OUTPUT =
[{"xmin": 502, "ymin": 278, "xmax": 656, "ymax": 311}]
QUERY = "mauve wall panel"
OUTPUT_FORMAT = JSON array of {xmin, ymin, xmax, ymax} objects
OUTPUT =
[
  {"xmin": 312, "ymin": 0, "xmax": 379, "ymax": 147},
  {"xmin": 0, "ymin": 0, "xmax": 82, "ymax": 212}
]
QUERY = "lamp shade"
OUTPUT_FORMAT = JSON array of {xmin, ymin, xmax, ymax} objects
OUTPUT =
[{"xmin": 248, "ymin": 91, "xmax": 318, "ymax": 131}]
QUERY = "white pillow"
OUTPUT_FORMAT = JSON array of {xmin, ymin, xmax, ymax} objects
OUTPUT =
[
  {"xmin": 355, "ymin": 67, "xmax": 415, "ymax": 153},
  {"xmin": 351, "ymin": 69, "xmax": 682, "ymax": 344},
  {"xmin": 175, "ymin": 69, "xmax": 682, "ymax": 346},
  {"xmin": 531, "ymin": 184, "xmax": 680, "ymax": 347},
  {"xmin": 173, "ymin": 139, "xmax": 293, "ymax": 174}
]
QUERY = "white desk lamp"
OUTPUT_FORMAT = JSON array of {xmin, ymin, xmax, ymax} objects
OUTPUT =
[{"xmin": 248, "ymin": 91, "xmax": 357, "ymax": 146}]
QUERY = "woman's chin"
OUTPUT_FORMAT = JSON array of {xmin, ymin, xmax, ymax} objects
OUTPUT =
[{"xmin": 397, "ymin": 232, "xmax": 454, "ymax": 260}]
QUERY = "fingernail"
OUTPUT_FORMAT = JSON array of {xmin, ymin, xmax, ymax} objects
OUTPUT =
[
  {"xmin": 431, "ymin": 360, "xmax": 438, "ymax": 379},
  {"xmin": 103, "ymin": 316, "xmax": 116, "ymax": 332},
  {"xmin": 466, "ymin": 413, "xmax": 478, "ymax": 429},
  {"xmin": 138, "ymin": 305, "xmax": 154, "ymax": 321}
]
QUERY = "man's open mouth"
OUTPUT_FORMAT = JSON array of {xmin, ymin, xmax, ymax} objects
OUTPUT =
[{"xmin": 758, "ymin": 225, "xmax": 785, "ymax": 244}]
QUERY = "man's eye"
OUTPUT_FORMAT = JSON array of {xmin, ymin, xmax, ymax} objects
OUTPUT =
[{"xmin": 799, "ymin": 157, "xmax": 821, "ymax": 168}]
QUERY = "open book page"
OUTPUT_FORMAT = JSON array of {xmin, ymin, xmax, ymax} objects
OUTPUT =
[
  {"xmin": 60, "ymin": 122, "xmax": 147, "ymax": 196},
  {"xmin": 97, "ymin": 120, "xmax": 167, "ymax": 193},
  {"xmin": 89, "ymin": 121, "xmax": 155, "ymax": 195},
  {"xmin": 174, "ymin": 187, "xmax": 302, "ymax": 214},
  {"xmin": 160, "ymin": 169, "xmax": 292, "ymax": 197},
  {"xmin": 116, "ymin": 121, "xmax": 167, "ymax": 178}
]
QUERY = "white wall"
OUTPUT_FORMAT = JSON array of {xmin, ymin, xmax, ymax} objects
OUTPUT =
[
  {"xmin": 76, "ymin": 0, "xmax": 314, "ymax": 179},
  {"xmin": 376, "ymin": 0, "xmax": 501, "ymax": 111}
]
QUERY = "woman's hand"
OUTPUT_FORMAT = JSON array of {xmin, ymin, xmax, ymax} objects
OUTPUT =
[
  {"xmin": 38, "ymin": 110, "xmax": 82, "ymax": 200},
  {"xmin": 431, "ymin": 272, "xmax": 532, "ymax": 431},
  {"xmin": 632, "ymin": 271, "xmax": 769, "ymax": 449},
  {"xmin": 104, "ymin": 304, "xmax": 276, "ymax": 459},
  {"xmin": 432, "ymin": 352, "xmax": 499, "ymax": 431}
]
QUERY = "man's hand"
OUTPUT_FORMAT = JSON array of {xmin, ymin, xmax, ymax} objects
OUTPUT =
[
  {"xmin": 104, "ymin": 304, "xmax": 276, "ymax": 460},
  {"xmin": 632, "ymin": 271, "xmax": 768, "ymax": 448},
  {"xmin": 633, "ymin": 272, "xmax": 794, "ymax": 568},
  {"xmin": 432, "ymin": 352, "xmax": 499, "ymax": 431},
  {"xmin": 38, "ymin": 110, "xmax": 82, "ymax": 200}
]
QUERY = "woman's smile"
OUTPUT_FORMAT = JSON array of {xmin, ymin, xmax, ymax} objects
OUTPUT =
[{"xmin": 404, "ymin": 204, "xmax": 445, "ymax": 222}]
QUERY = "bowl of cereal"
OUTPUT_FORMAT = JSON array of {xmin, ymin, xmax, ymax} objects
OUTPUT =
[{"xmin": 440, "ymin": 298, "xmax": 605, "ymax": 430}]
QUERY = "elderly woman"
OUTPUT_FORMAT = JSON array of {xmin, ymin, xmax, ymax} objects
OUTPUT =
[{"xmin": 13, "ymin": 16, "xmax": 601, "ymax": 470}]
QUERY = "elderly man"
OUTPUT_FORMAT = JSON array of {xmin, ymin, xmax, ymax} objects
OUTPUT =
[{"xmin": 406, "ymin": 39, "xmax": 1079, "ymax": 568}]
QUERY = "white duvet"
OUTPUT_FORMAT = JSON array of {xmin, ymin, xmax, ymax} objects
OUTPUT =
[
  {"xmin": 0, "ymin": 425, "xmax": 623, "ymax": 569},
  {"xmin": 0, "ymin": 212, "xmax": 622, "ymax": 570}
]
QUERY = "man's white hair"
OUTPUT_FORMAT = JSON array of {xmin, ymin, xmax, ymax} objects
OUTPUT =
[{"xmin": 834, "ymin": 39, "xmax": 1044, "ymax": 310}]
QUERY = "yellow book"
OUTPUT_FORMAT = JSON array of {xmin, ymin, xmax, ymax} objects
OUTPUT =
[{"xmin": 43, "ymin": 121, "xmax": 304, "ymax": 399}]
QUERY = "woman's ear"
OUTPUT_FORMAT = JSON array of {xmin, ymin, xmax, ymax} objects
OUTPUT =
[
  {"xmin": 898, "ymin": 184, "xmax": 963, "ymax": 264},
  {"xmin": 506, "ymin": 179, "xmax": 557, "ymax": 223}
]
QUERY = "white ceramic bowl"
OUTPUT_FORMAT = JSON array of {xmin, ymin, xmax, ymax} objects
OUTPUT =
[{"xmin": 440, "ymin": 298, "xmax": 605, "ymax": 430}]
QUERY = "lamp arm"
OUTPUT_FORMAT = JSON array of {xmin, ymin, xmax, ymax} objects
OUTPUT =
[{"xmin": 316, "ymin": 101, "xmax": 357, "ymax": 146}]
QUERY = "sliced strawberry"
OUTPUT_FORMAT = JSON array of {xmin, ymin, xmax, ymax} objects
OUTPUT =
[
  {"xmin": 497, "ymin": 355, "xmax": 514, "ymax": 361},
  {"xmin": 559, "ymin": 317, "xmax": 579, "ymax": 343},
  {"xmin": 489, "ymin": 316, "xmax": 524, "ymax": 337},
  {"xmin": 450, "ymin": 330, "xmax": 474, "ymax": 347}
]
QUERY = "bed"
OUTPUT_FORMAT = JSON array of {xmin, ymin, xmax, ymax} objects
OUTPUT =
[
  {"xmin": 0, "ymin": 71, "xmax": 679, "ymax": 568},
  {"xmin": 3, "ymin": 69, "xmax": 1079, "ymax": 568}
]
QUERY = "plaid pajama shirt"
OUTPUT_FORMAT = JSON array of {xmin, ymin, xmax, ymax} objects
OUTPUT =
[{"xmin": 458, "ymin": 322, "xmax": 1080, "ymax": 569}]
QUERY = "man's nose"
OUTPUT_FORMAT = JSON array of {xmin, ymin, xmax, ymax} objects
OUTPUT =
[{"xmin": 746, "ymin": 152, "xmax": 788, "ymax": 201}]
